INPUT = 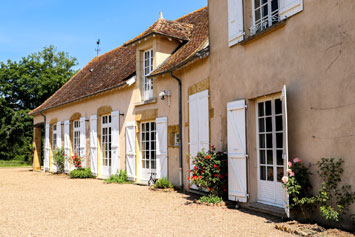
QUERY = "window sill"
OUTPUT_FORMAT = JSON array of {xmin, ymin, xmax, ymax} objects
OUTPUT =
[
  {"xmin": 240, "ymin": 19, "xmax": 287, "ymax": 46},
  {"xmin": 135, "ymin": 98, "xmax": 157, "ymax": 107}
]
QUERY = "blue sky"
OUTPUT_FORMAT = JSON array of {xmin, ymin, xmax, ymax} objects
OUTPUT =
[{"xmin": 0, "ymin": 0, "xmax": 207, "ymax": 68}]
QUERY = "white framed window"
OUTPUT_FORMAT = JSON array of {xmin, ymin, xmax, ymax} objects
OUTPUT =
[
  {"xmin": 52, "ymin": 124, "xmax": 57, "ymax": 150},
  {"xmin": 141, "ymin": 122, "xmax": 156, "ymax": 170},
  {"xmin": 101, "ymin": 115, "xmax": 112, "ymax": 167},
  {"xmin": 257, "ymin": 96, "xmax": 284, "ymax": 183},
  {"xmin": 142, "ymin": 49, "xmax": 154, "ymax": 101},
  {"xmin": 73, "ymin": 120, "xmax": 80, "ymax": 155},
  {"xmin": 251, "ymin": 0, "xmax": 279, "ymax": 35}
]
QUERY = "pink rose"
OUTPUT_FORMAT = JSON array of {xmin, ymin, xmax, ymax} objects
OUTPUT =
[
  {"xmin": 293, "ymin": 157, "xmax": 301, "ymax": 163},
  {"xmin": 282, "ymin": 176, "xmax": 288, "ymax": 184},
  {"xmin": 290, "ymin": 172, "xmax": 295, "ymax": 177},
  {"xmin": 287, "ymin": 169, "xmax": 292, "ymax": 174},
  {"xmin": 288, "ymin": 161, "xmax": 292, "ymax": 168}
]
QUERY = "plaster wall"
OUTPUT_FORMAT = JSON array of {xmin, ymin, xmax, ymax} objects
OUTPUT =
[{"xmin": 208, "ymin": 0, "xmax": 355, "ymax": 224}]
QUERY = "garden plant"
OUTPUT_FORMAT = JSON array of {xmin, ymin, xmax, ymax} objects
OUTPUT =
[
  {"xmin": 53, "ymin": 147, "xmax": 66, "ymax": 173},
  {"xmin": 105, "ymin": 170, "xmax": 130, "ymax": 184},
  {"xmin": 154, "ymin": 177, "xmax": 174, "ymax": 189}
]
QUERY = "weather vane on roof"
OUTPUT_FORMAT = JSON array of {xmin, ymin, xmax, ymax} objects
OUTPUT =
[{"xmin": 95, "ymin": 39, "xmax": 101, "ymax": 57}]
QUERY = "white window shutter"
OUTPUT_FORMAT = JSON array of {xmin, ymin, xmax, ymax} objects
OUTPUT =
[
  {"xmin": 227, "ymin": 99, "xmax": 248, "ymax": 202},
  {"xmin": 228, "ymin": 0, "xmax": 244, "ymax": 47},
  {"xmin": 111, "ymin": 111, "xmax": 120, "ymax": 175},
  {"xmin": 125, "ymin": 121, "xmax": 136, "ymax": 180},
  {"xmin": 45, "ymin": 123, "xmax": 50, "ymax": 171},
  {"xmin": 79, "ymin": 117, "xmax": 86, "ymax": 168},
  {"xmin": 279, "ymin": 0, "xmax": 303, "ymax": 20},
  {"xmin": 156, "ymin": 117, "xmax": 168, "ymax": 179},
  {"xmin": 197, "ymin": 90, "xmax": 209, "ymax": 152},
  {"xmin": 281, "ymin": 85, "xmax": 290, "ymax": 217},
  {"xmin": 56, "ymin": 121, "xmax": 62, "ymax": 148},
  {"xmin": 90, "ymin": 115, "xmax": 98, "ymax": 176},
  {"xmin": 64, "ymin": 120, "xmax": 70, "ymax": 173}
]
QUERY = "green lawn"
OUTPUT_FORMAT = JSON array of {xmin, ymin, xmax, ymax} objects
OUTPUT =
[{"xmin": 0, "ymin": 160, "xmax": 32, "ymax": 167}]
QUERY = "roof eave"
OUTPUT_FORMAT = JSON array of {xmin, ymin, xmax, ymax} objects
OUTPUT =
[{"xmin": 124, "ymin": 32, "xmax": 189, "ymax": 47}]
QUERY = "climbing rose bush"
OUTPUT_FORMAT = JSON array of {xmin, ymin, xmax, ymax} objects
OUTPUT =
[
  {"xmin": 71, "ymin": 153, "xmax": 83, "ymax": 169},
  {"xmin": 188, "ymin": 146, "xmax": 228, "ymax": 196}
]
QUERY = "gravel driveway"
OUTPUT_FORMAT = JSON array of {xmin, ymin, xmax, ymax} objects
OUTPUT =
[{"xmin": 0, "ymin": 168, "xmax": 291, "ymax": 237}]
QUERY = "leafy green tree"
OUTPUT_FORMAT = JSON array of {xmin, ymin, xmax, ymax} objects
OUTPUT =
[{"xmin": 0, "ymin": 45, "xmax": 78, "ymax": 161}]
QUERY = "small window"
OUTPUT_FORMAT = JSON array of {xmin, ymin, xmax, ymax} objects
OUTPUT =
[
  {"xmin": 174, "ymin": 133, "xmax": 180, "ymax": 146},
  {"xmin": 142, "ymin": 49, "xmax": 154, "ymax": 101},
  {"xmin": 251, "ymin": 0, "xmax": 279, "ymax": 35}
]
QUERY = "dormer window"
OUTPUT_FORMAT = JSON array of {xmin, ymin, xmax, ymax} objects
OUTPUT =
[
  {"xmin": 251, "ymin": 0, "xmax": 279, "ymax": 35},
  {"xmin": 143, "ymin": 49, "xmax": 154, "ymax": 101}
]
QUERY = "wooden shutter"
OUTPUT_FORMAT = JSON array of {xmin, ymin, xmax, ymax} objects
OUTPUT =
[
  {"xmin": 125, "ymin": 121, "xmax": 136, "ymax": 180},
  {"xmin": 45, "ymin": 123, "xmax": 50, "ymax": 171},
  {"xmin": 64, "ymin": 120, "xmax": 70, "ymax": 173},
  {"xmin": 156, "ymin": 117, "xmax": 168, "ymax": 179},
  {"xmin": 111, "ymin": 111, "xmax": 120, "ymax": 175},
  {"xmin": 79, "ymin": 117, "xmax": 86, "ymax": 168},
  {"xmin": 282, "ymin": 85, "xmax": 290, "ymax": 217},
  {"xmin": 279, "ymin": 0, "xmax": 303, "ymax": 20},
  {"xmin": 90, "ymin": 115, "xmax": 98, "ymax": 176},
  {"xmin": 197, "ymin": 90, "xmax": 209, "ymax": 152},
  {"xmin": 56, "ymin": 121, "xmax": 62, "ymax": 148},
  {"xmin": 228, "ymin": 0, "xmax": 244, "ymax": 47},
  {"xmin": 227, "ymin": 100, "xmax": 248, "ymax": 202}
]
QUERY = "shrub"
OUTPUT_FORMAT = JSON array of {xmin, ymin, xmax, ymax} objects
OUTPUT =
[
  {"xmin": 105, "ymin": 170, "xmax": 130, "ymax": 184},
  {"xmin": 188, "ymin": 146, "xmax": 228, "ymax": 196},
  {"xmin": 53, "ymin": 147, "xmax": 66, "ymax": 173},
  {"xmin": 70, "ymin": 168, "xmax": 93, "ymax": 179},
  {"xmin": 154, "ymin": 177, "xmax": 173, "ymax": 189},
  {"xmin": 199, "ymin": 194, "xmax": 223, "ymax": 204}
]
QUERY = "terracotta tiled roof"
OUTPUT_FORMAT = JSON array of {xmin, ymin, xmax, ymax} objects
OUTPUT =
[
  {"xmin": 29, "ymin": 46, "xmax": 136, "ymax": 115},
  {"xmin": 124, "ymin": 19, "xmax": 194, "ymax": 46},
  {"xmin": 150, "ymin": 6, "xmax": 209, "ymax": 76}
]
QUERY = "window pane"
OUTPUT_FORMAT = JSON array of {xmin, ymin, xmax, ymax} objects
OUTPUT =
[
  {"xmin": 267, "ymin": 167, "xmax": 274, "ymax": 181},
  {"xmin": 262, "ymin": 4, "xmax": 268, "ymax": 18},
  {"xmin": 142, "ymin": 160, "xmax": 145, "ymax": 168},
  {"xmin": 277, "ymin": 150, "xmax": 283, "ymax": 165},
  {"xmin": 275, "ymin": 99, "xmax": 282, "ymax": 114},
  {"xmin": 266, "ymin": 117, "xmax": 272, "ymax": 132},
  {"xmin": 258, "ymin": 103, "xmax": 264, "ymax": 116},
  {"xmin": 266, "ymin": 133, "xmax": 272, "ymax": 148},
  {"xmin": 277, "ymin": 167, "xmax": 283, "ymax": 182},
  {"xmin": 151, "ymin": 160, "xmax": 156, "ymax": 169},
  {"xmin": 271, "ymin": 0, "xmax": 279, "ymax": 12},
  {"xmin": 254, "ymin": 0, "xmax": 260, "ymax": 9},
  {"xmin": 267, "ymin": 150, "xmax": 273, "ymax": 164},
  {"xmin": 151, "ymin": 150, "xmax": 156, "ymax": 160},
  {"xmin": 260, "ymin": 166, "xmax": 266, "ymax": 180},
  {"xmin": 265, "ymin": 101, "xmax": 271, "ymax": 116},
  {"xmin": 259, "ymin": 135, "xmax": 265, "ymax": 148},
  {"xmin": 276, "ymin": 133, "xmax": 283, "ymax": 148},
  {"xmin": 146, "ymin": 160, "xmax": 149, "ymax": 169},
  {"xmin": 276, "ymin": 116, "xmax": 283, "ymax": 131},
  {"xmin": 151, "ymin": 131, "xmax": 155, "ymax": 141},
  {"xmin": 259, "ymin": 118, "xmax": 265, "ymax": 132},
  {"xmin": 151, "ymin": 122, "xmax": 155, "ymax": 131},
  {"xmin": 260, "ymin": 150, "xmax": 265, "ymax": 164}
]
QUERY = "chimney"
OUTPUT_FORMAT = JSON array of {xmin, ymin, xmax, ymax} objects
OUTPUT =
[{"xmin": 159, "ymin": 11, "xmax": 164, "ymax": 19}]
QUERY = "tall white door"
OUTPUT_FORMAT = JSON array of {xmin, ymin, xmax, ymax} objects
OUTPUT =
[
  {"xmin": 140, "ymin": 121, "xmax": 156, "ymax": 181},
  {"xmin": 256, "ymin": 95, "xmax": 285, "ymax": 207},
  {"xmin": 189, "ymin": 90, "xmax": 209, "ymax": 186}
]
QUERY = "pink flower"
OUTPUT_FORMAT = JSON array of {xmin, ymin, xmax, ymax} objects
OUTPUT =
[
  {"xmin": 287, "ymin": 169, "xmax": 292, "ymax": 174},
  {"xmin": 288, "ymin": 161, "xmax": 292, "ymax": 168},
  {"xmin": 293, "ymin": 157, "xmax": 301, "ymax": 163},
  {"xmin": 282, "ymin": 176, "xmax": 288, "ymax": 184},
  {"xmin": 290, "ymin": 172, "xmax": 295, "ymax": 177}
]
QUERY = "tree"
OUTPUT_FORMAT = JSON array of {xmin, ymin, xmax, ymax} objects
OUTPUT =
[{"xmin": 0, "ymin": 45, "xmax": 78, "ymax": 161}]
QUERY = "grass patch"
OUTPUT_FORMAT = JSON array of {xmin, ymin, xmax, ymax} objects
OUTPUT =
[
  {"xmin": 154, "ymin": 177, "xmax": 174, "ymax": 189},
  {"xmin": 105, "ymin": 170, "xmax": 131, "ymax": 184},
  {"xmin": 69, "ymin": 168, "xmax": 93, "ymax": 179},
  {"xmin": 0, "ymin": 160, "xmax": 32, "ymax": 167},
  {"xmin": 199, "ymin": 194, "xmax": 223, "ymax": 204}
]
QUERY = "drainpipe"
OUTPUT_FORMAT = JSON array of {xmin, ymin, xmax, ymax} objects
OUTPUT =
[
  {"xmin": 170, "ymin": 71, "xmax": 184, "ymax": 192},
  {"xmin": 39, "ymin": 111, "xmax": 46, "ymax": 172}
]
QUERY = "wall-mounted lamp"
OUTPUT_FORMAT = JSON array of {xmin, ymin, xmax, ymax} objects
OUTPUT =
[{"xmin": 159, "ymin": 90, "xmax": 172, "ymax": 105}]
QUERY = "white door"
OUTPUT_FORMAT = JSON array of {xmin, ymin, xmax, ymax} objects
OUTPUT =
[
  {"xmin": 125, "ymin": 122, "xmax": 136, "ymax": 181},
  {"xmin": 156, "ymin": 117, "xmax": 168, "ymax": 179},
  {"xmin": 256, "ymin": 94, "xmax": 285, "ymax": 207},
  {"xmin": 64, "ymin": 120, "xmax": 70, "ymax": 173},
  {"xmin": 101, "ymin": 114, "xmax": 112, "ymax": 178},
  {"xmin": 189, "ymin": 90, "xmax": 209, "ymax": 187},
  {"xmin": 140, "ymin": 121, "xmax": 156, "ymax": 181}
]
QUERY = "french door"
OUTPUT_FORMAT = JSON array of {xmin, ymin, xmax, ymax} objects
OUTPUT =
[
  {"xmin": 101, "ymin": 115, "xmax": 112, "ymax": 178},
  {"xmin": 256, "ymin": 95, "xmax": 285, "ymax": 207},
  {"xmin": 141, "ymin": 122, "xmax": 156, "ymax": 181}
]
